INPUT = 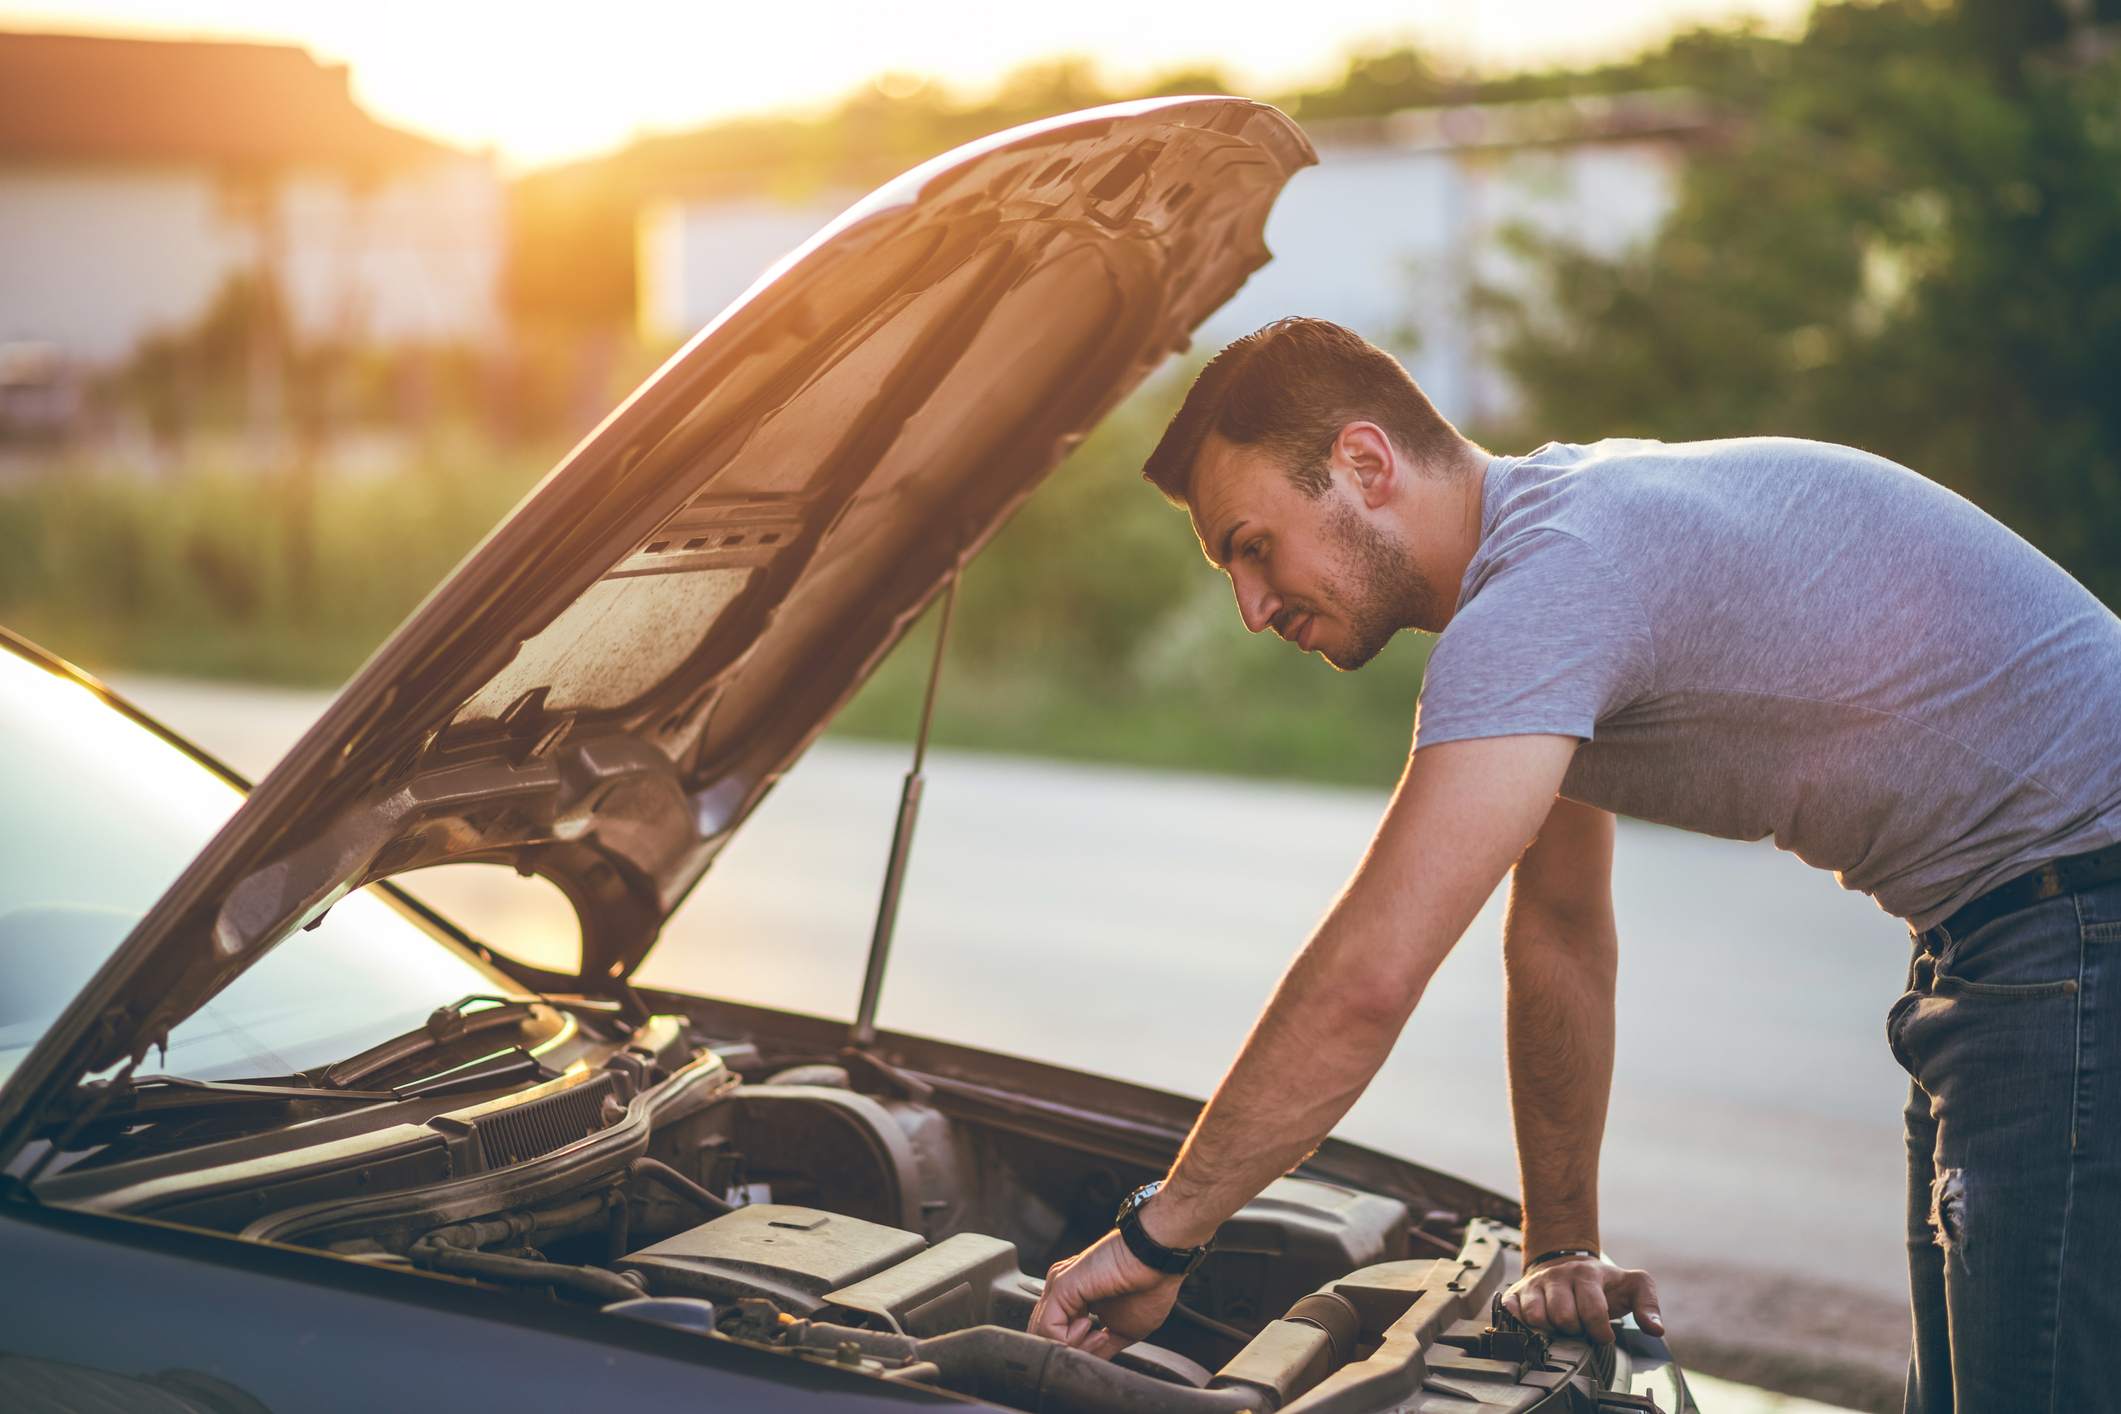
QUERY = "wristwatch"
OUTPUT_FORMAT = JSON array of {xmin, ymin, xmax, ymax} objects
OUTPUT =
[{"xmin": 1114, "ymin": 1181, "xmax": 1212, "ymax": 1278}]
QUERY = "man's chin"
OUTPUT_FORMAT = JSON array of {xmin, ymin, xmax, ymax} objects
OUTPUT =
[
  {"xmin": 1320, "ymin": 644, "xmax": 1366, "ymax": 672},
  {"xmin": 1323, "ymin": 628, "xmax": 1398, "ymax": 672}
]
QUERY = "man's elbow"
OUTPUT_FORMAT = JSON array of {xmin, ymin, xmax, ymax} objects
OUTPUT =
[
  {"xmin": 1502, "ymin": 908, "xmax": 1618, "ymax": 1001},
  {"xmin": 1316, "ymin": 960, "xmax": 1426, "ymax": 1039},
  {"xmin": 1505, "ymin": 891, "xmax": 1616, "ymax": 955},
  {"xmin": 1504, "ymin": 909, "xmax": 1579, "ymax": 961}
]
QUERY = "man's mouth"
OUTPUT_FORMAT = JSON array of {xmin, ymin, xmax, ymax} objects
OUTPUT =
[{"xmin": 1275, "ymin": 610, "xmax": 1317, "ymax": 651}]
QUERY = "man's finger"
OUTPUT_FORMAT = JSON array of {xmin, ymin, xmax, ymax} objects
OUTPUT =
[
  {"xmin": 1544, "ymin": 1278, "xmax": 1581, "ymax": 1336},
  {"xmin": 1027, "ymin": 1289, "xmax": 1062, "ymax": 1341},
  {"xmin": 1573, "ymin": 1276, "xmax": 1615, "ymax": 1344},
  {"xmin": 1615, "ymin": 1270, "xmax": 1665, "ymax": 1337},
  {"xmin": 1084, "ymin": 1327, "xmax": 1129, "ymax": 1360},
  {"xmin": 1518, "ymin": 1283, "xmax": 1548, "ymax": 1331},
  {"xmin": 1029, "ymin": 1276, "xmax": 1082, "ymax": 1343}
]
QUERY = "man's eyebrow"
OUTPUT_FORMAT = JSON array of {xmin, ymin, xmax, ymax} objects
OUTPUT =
[{"xmin": 1214, "ymin": 520, "xmax": 1247, "ymax": 570}]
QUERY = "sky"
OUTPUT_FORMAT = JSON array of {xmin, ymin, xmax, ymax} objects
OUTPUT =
[{"xmin": 1, "ymin": 0, "xmax": 1814, "ymax": 170}]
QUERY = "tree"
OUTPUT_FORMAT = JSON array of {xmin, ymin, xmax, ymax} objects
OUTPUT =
[{"xmin": 1484, "ymin": 0, "xmax": 2121, "ymax": 603}]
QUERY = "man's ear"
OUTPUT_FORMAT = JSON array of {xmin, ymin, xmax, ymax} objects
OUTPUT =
[{"xmin": 1336, "ymin": 422, "xmax": 1398, "ymax": 509}]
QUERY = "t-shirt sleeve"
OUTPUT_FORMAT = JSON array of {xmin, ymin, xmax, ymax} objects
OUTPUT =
[{"xmin": 1414, "ymin": 529, "xmax": 1655, "ymax": 749}]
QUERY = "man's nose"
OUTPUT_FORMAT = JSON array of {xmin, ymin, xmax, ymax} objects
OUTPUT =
[{"xmin": 1234, "ymin": 570, "xmax": 1281, "ymax": 634}]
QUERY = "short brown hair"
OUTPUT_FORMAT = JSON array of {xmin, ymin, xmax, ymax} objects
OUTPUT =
[{"xmin": 1142, "ymin": 318, "xmax": 1461, "ymax": 505}]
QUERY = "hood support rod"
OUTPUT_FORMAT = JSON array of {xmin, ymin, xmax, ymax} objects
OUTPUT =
[{"xmin": 851, "ymin": 576, "xmax": 958, "ymax": 1049}]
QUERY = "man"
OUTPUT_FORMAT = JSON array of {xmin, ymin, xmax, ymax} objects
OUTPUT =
[{"xmin": 1025, "ymin": 317, "xmax": 2121, "ymax": 1410}]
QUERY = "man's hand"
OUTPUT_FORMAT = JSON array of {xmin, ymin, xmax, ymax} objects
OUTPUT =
[
  {"xmin": 1502, "ymin": 1254, "xmax": 1663, "ymax": 1343},
  {"xmin": 1026, "ymin": 1229, "xmax": 1183, "ymax": 1359}
]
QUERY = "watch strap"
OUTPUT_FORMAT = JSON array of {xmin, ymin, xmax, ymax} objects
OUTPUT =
[
  {"xmin": 1527, "ymin": 1246, "xmax": 1600, "ymax": 1270},
  {"xmin": 1114, "ymin": 1182, "xmax": 1209, "ymax": 1276}
]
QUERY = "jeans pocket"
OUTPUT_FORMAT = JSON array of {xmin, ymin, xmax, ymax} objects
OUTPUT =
[
  {"xmin": 1932, "ymin": 903, "xmax": 2081, "ymax": 997},
  {"xmin": 1886, "ymin": 988, "xmax": 1923, "ymax": 1075},
  {"xmin": 1932, "ymin": 974, "xmax": 2079, "ymax": 999}
]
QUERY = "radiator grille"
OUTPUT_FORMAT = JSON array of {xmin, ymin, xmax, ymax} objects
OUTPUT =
[{"xmin": 475, "ymin": 1074, "xmax": 619, "ymax": 1169}]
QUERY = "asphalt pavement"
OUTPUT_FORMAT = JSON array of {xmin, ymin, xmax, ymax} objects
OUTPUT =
[{"xmin": 117, "ymin": 674, "xmax": 1913, "ymax": 1410}]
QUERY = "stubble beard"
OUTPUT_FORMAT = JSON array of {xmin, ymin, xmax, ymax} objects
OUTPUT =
[{"xmin": 1317, "ymin": 497, "xmax": 1439, "ymax": 671}]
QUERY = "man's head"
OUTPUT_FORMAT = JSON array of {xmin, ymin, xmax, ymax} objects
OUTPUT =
[{"xmin": 1142, "ymin": 318, "xmax": 1481, "ymax": 670}]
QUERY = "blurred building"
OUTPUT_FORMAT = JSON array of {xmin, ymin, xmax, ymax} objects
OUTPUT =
[
  {"xmin": 0, "ymin": 31, "xmax": 504, "ymax": 371},
  {"xmin": 636, "ymin": 90, "xmax": 1715, "ymax": 426},
  {"xmin": 1209, "ymin": 90, "xmax": 1715, "ymax": 426},
  {"xmin": 636, "ymin": 191, "xmax": 862, "ymax": 349}
]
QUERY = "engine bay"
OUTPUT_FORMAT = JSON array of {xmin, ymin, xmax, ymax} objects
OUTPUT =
[{"xmin": 44, "ymin": 1010, "xmax": 1678, "ymax": 1413}]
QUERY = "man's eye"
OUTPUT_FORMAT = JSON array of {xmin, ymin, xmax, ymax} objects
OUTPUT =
[{"xmin": 1242, "ymin": 539, "xmax": 1266, "ymax": 562}]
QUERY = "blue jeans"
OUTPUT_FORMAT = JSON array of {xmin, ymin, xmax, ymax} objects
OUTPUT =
[{"xmin": 1889, "ymin": 880, "xmax": 2121, "ymax": 1413}]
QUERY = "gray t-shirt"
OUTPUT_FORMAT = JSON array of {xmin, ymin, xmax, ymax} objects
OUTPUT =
[{"xmin": 1412, "ymin": 436, "xmax": 2121, "ymax": 930}]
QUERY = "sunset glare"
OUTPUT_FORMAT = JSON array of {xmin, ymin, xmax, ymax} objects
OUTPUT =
[{"xmin": 2, "ymin": 0, "xmax": 1813, "ymax": 170}]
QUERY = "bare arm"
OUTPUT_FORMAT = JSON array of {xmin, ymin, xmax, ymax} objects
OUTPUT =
[
  {"xmin": 1504, "ymin": 798, "xmax": 1617, "ymax": 1263},
  {"xmin": 1028, "ymin": 733, "xmax": 1578, "ymax": 1353},
  {"xmin": 1498, "ymin": 799, "xmax": 1662, "ymax": 1340},
  {"xmin": 1146, "ymin": 734, "xmax": 1580, "ymax": 1242}
]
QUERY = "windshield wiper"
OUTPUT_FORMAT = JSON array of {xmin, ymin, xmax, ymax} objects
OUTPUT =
[
  {"xmin": 38, "ymin": 1073, "xmax": 401, "ymax": 1136},
  {"xmin": 38, "ymin": 1046, "xmax": 558, "ymax": 1140},
  {"xmin": 20, "ymin": 997, "xmax": 563, "ymax": 1160},
  {"xmin": 319, "ymin": 995, "xmax": 545, "ymax": 1091},
  {"xmin": 391, "ymin": 1045, "xmax": 553, "ymax": 1099}
]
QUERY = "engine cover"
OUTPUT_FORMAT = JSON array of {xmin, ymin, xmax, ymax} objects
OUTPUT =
[
  {"xmin": 1194, "ymin": 1177, "xmax": 1411, "ymax": 1326},
  {"xmin": 618, "ymin": 1204, "xmax": 924, "ymax": 1312}
]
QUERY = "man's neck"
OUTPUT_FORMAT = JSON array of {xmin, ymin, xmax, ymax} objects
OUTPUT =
[{"xmin": 1407, "ymin": 443, "xmax": 1492, "ymax": 628}]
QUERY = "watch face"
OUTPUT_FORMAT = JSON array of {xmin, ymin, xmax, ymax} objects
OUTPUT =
[{"xmin": 1116, "ymin": 1179, "xmax": 1162, "ymax": 1225}]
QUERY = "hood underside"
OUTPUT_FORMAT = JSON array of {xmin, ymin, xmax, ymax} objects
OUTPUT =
[{"xmin": 4, "ymin": 98, "xmax": 1314, "ymax": 1131}]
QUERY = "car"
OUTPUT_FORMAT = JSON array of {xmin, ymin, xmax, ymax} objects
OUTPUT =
[{"xmin": 0, "ymin": 97, "xmax": 1696, "ymax": 1413}]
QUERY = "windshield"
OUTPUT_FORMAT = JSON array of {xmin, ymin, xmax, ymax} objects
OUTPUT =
[{"xmin": 0, "ymin": 647, "xmax": 513, "ymax": 1086}]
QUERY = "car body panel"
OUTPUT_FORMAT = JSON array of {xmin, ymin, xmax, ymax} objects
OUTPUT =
[
  {"xmin": 2, "ymin": 1200, "xmax": 962, "ymax": 1412},
  {"xmin": 0, "ymin": 97, "xmax": 1315, "ymax": 1158}
]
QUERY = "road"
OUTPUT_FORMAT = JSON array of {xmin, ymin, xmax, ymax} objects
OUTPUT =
[{"xmin": 119, "ymin": 675, "xmax": 1914, "ymax": 1410}]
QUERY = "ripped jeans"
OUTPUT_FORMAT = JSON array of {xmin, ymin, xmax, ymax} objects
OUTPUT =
[{"xmin": 1889, "ymin": 879, "xmax": 2121, "ymax": 1413}]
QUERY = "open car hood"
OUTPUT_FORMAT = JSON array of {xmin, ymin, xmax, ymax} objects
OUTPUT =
[{"xmin": 4, "ymin": 98, "xmax": 1313, "ymax": 1123}]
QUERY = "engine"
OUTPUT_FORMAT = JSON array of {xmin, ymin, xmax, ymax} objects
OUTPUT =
[
  {"xmin": 402, "ymin": 1058, "xmax": 1521, "ymax": 1412},
  {"xmin": 168, "ymin": 1036, "xmax": 1549, "ymax": 1413}
]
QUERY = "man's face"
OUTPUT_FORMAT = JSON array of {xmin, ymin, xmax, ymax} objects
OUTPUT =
[{"xmin": 1186, "ymin": 431, "xmax": 1443, "ymax": 670}]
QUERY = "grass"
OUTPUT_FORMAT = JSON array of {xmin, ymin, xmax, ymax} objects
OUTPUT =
[{"xmin": 0, "ymin": 430, "xmax": 543, "ymax": 684}]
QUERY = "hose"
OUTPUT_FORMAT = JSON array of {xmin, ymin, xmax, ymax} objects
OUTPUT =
[
  {"xmin": 1172, "ymin": 1299, "xmax": 1254, "ymax": 1346},
  {"xmin": 411, "ymin": 1243, "xmax": 646, "ymax": 1305},
  {"xmin": 928, "ymin": 1328, "xmax": 1262, "ymax": 1414},
  {"xmin": 777, "ymin": 1273, "xmax": 1374, "ymax": 1413},
  {"xmin": 415, "ymin": 1192, "xmax": 613, "ymax": 1253},
  {"xmin": 777, "ymin": 1319, "xmax": 1261, "ymax": 1414},
  {"xmin": 409, "ymin": 1191, "xmax": 637, "ymax": 1306},
  {"xmin": 628, "ymin": 1156, "xmax": 736, "ymax": 1216}
]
